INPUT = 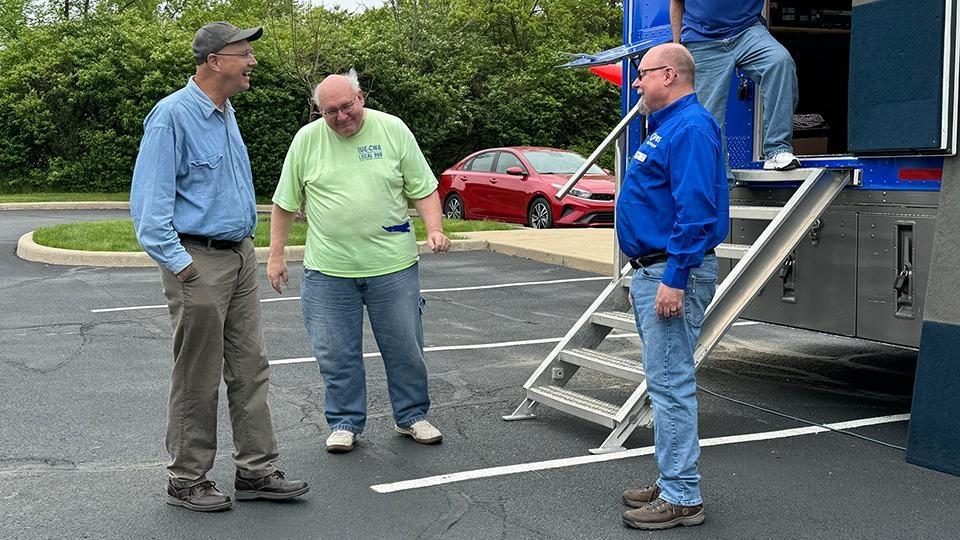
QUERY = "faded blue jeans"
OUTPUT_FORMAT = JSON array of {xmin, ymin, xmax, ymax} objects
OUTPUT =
[
  {"xmin": 686, "ymin": 23, "xmax": 798, "ymax": 160},
  {"xmin": 630, "ymin": 255, "xmax": 718, "ymax": 506},
  {"xmin": 301, "ymin": 262, "xmax": 430, "ymax": 434}
]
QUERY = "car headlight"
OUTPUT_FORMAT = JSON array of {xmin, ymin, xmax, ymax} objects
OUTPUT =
[{"xmin": 551, "ymin": 183, "xmax": 593, "ymax": 199}]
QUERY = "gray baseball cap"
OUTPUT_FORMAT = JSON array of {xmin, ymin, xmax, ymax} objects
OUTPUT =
[{"xmin": 192, "ymin": 22, "xmax": 263, "ymax": 64}]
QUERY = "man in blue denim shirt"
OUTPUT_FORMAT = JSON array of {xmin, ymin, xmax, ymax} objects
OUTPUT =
[
  {"xmin": 671, "ymin": 0, "xmax": 800, "ymax": 171},
  {"xmin": 616, "ymin": 44, "xmax": 728, "ymax": 530},
  {"xmin": 130, "ymin": 21, "xmax": 307, "ymax": 512}
]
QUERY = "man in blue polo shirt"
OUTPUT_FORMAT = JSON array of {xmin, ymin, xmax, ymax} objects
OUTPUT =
[
  {"xmin": 617, "ymin": 43, "xmax": 728, "ymax": 530},
  {"xmin": 671, "ymin": 0, "xmax": 800, "ymax": 171}
]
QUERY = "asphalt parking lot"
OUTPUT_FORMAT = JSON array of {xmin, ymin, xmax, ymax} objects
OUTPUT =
[{"xmin": 1, "ymin": 210, "xmax": 958, "ymax": 539}]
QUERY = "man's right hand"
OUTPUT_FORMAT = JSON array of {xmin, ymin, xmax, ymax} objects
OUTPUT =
[
  {"xmin": 267, "ymin": 256, "xmax": 289, "ymax": 294},
  {"xmin": 176, "ymin": 263, "xmax": 197, "ymax": 283}
]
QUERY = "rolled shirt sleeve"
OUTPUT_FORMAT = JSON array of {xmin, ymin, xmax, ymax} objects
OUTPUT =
[{"xmin": 662, "ymin": 126, "xmax": 722, "ymax": 289}]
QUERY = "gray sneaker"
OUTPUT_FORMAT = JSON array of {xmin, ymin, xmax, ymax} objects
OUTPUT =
[{"xmin": 395, "ymin": 420, "xmax": 443, "ymax": 444}]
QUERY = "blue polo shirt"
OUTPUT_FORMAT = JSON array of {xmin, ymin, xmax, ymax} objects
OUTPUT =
[
  {"xmin": 681, "ymin": 0, "xmax": 765, "ymax": 42},
  {"xmin": 616, "ymin": 93, "xmax": 728, "ymax": 289},
  {"xmin": 130, "ymin": 77, "xmax": 258, "ymax": 274}
]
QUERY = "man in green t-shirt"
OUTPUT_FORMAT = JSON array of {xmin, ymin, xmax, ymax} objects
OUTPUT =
[{"xmin": 268, "ymin": 69, "xmax": 451, "ymax": 454}]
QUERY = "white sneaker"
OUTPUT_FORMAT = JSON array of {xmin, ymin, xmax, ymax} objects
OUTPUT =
[
  {"xmin": 763, "ymin": 151, "xmax": 801, "ymax": 171},
  {"xmin": 325, "ymin": 430, "xmax": 356, "ymax": 453},
  {"xmin": 395, "ymin": 420, "xmax": 443, "ymax": 444}
]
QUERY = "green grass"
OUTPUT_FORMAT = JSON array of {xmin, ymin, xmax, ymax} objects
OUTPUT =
[
  {"xmin": 31, "ymin": 217, "xmax": 514, "ymax": 252},
  {"xmin": 0, "ymin": 192, "xmax": 130, "ymax": 203}
]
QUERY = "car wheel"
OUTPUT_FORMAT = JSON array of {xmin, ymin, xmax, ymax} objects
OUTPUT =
[
  {"xmin": 527, "ymin": 197, "xmax": 553, "ymax": 229},
  {"xmin": 444, "ymin": 193, "xmax": 465, "ymax": 220}
]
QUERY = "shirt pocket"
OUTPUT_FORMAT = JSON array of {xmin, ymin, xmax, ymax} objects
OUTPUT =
[{"xmin": 182, "ymin": 153, "xmax": 224, "ymax": 199}]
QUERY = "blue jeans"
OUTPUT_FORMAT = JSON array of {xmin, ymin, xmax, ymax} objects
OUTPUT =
[
  {"xmin": 686, "ymin": 23, "xmax": 798, "ymax": 159},
  {"xmin": 629, "ymin": 255, "xmax": 718, "ymax": 506},
  {"xmin": 301, "ymin": 263, "xmax": 430, "ymax": 434}
]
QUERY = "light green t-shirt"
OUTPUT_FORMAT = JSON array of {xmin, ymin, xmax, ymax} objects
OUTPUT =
[{"xmin": 273, "ymin": 109, "xmax": 438, "ymax": 277}]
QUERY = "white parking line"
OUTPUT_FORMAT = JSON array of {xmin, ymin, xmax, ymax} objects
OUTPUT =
[
  {"xmin": 267, "ymin": 321, "xmax": 757, "ymax": 366},
  {"xmin": 89, "ymin": 276, "xmax": 611, "ymax": 313},
  {"xmin": 369, "ymin": 413, "xmax": 910, "ymax": 494},
  {"xmin": 267, "ymin": 333, "xmax": 638, "ymax": 366}
]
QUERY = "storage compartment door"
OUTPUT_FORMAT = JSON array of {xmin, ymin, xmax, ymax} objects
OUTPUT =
[{"xmin": 848, "ymin": 0, "xmax": 958, "ymax": 154}]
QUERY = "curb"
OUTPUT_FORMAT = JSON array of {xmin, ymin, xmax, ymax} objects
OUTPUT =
[
  {"xmin": 0, "ymin": 202, "xmax": 275, "ymax": 212},
  {"xmin": 16, "ymin": 231, "xmax": 489, "ymax": 268},
  {"xmin": 481, "ymin": 241, "xmax": 611, "ymax": 276}
]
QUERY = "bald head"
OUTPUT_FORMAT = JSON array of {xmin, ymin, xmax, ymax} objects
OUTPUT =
[
  {"xmin": 315, "ymin": 68, "xmax": 365, "ymax": 136},
  {"xmin": 646, "ymin": 43, "xmax": 695, "ymax": 87}
]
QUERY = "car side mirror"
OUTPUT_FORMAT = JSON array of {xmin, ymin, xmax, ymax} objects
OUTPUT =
[
  {"xmin": 505, "ymin": 166, "xmax": 527, "ymax": 177},
  {"xmin": 603, "ymin": 168, "xmax": 612, "ymax": 175}
]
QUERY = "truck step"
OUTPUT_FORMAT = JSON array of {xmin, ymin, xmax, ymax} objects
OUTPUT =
[
  {"xmin": 716, "ymin": 243, "xmax": 751, "ymax": 260},
  {"xmin": 732, "ymin": 168, "xmax": 821, "ymax": 183},
  {"xmin": 591, "ymin": 310, "xmax": 637, "ymax": 332},
  {"xmin": 729, "ymin": 205, "xmax": 782, "ymax": 220},
  {"xmin": 560, "ymin": 348, "xmax": 645, "ymax": 382},
  {"xmin": 527, "ymin": 385, "xmax": 620, "ymax": 428}
]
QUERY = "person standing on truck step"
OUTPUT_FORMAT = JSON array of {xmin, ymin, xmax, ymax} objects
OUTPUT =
[
  {"xmin": 671, "ymin": 0, "xmax": 801, "ymax": 171},
  {"xmin": 130, "ymin": 21, "xmax": 309, "ymax": 512},
  {"xmin": 617, "ymin": 43, "xmax": 728, "ymax": 530}
]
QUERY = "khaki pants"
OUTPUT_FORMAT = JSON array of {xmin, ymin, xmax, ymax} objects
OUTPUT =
[{"xmin": 159, "ymin": 237, "xmax": 278, "ymax": 487}]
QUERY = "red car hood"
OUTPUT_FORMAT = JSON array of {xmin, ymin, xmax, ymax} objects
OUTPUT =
[{"xmin": 543, "ymin": 174, "xmax": 615, "ymax": 193}]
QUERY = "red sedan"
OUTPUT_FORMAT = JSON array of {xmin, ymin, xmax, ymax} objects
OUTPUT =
[{"xmin": 438, "ymin": 146, "xmax": 615, "ymax": 228}]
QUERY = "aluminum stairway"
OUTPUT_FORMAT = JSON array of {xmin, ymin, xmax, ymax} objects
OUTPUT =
[{"xmin": 503, "ymin": 167, "xmax": 850, "ymax": 453}]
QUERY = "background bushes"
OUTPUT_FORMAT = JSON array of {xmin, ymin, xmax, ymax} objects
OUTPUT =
[{"xmin": 0, "ymin": 0, "xmax": 622, "ymax": 196}]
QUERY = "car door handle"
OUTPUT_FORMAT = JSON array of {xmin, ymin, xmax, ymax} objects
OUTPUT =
[{"xmin": 490, "ymin": 179, "xmax": 498, "ymax": 184}]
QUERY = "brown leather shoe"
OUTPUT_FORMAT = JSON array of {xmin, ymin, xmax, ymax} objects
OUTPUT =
[
  {"xmin": 166, "ymin": 480, "xmax": 232, "ymax": 512},
  {"xmin": 621, "ymin": 497, "xmax": 705, "ymax": 530},
  {"xmin": 235, "ymin": 470, "xmax": 309, "ymax": 500},
  {"xmin": 622, "ymin": 484, "xmax": 661, "ymax": 508}
]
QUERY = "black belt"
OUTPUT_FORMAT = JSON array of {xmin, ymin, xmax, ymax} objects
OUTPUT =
[
  {"xmin": 178, "ymin": 233, "xmax": 244, "ymax": 250},
  {"xmin": 629, "ymin": 249, "xmax": 715, "ymax": 269}
]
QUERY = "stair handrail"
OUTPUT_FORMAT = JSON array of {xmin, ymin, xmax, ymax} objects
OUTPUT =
[{"xmin": 554, "ymin": 101, "xmax": 644, "ymax": 200}]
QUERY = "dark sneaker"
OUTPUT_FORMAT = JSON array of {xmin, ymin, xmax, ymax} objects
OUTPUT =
[
  {"xmin": 166, "ymin": 480, "xmax": 232, "ymax": 512},
  {"xmin": 235, "ymin": 470, "xmax": 309, "ymax": 501},
  {"xmin": 622, "ymin": 484, "xmax": 661, "ymax": 508},
  {"xmin": 621, "ymin": 497, "xmax": 705, "ymax": 530}
]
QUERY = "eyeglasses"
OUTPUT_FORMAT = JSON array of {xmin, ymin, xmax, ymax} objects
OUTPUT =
[
  {"xmin": 320, "ymin": 96, "xmax": 360, "ymax": 118},
  {"xmin": 636, "ymin": 65, "xmax": 671, "ymax": 80},
  {"xmin": 214, "ymin": 49, "xmax": 255, "ymax": 61}
]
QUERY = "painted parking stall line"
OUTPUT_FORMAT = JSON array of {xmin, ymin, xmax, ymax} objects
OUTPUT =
[
  {"xmin": 267, "ymin": 321, "xmax": 758, "ymax": 366},
  {"xmin": 89, "ymin": 276, "xmax": 611, "ymax": 313},
  {"xmin": 369, "ymin": 414, "xmax": 911, "ymax": 494}
]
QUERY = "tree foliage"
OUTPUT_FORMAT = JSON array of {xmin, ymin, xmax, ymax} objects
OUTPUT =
[{"xmin": 0, "ymin": 0, "xmax": 622, "ymax": 195}]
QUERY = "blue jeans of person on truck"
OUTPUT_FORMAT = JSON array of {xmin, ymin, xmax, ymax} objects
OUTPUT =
[
  {"xmin": 300, "ymin": 262, "xmax": 431, "ymax": 435},
  {"xmin": 686, "ymin": 22, "xmax": 798, "ymax": 163},
  {"xmin": 629, "ymin": 255, "xmax": 718, "ymax": 506}
]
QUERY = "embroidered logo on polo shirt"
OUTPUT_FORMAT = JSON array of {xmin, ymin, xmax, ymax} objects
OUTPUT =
[
  {"xmin": 357, "ymin": 144, "xmax": 383, "ymax": 161},
  {"xmin": 647, "ymin": 132, "xmax": 662, "ymax": 148}
]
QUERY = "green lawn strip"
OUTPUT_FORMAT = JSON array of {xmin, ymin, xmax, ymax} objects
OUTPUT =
[
  {"xmin": 0, "ymin": 192, "xmax": 130, "ymax": 203},
  {"xmin": 31, "ymin": 217, "xmax": 514, "ymax": 252}
]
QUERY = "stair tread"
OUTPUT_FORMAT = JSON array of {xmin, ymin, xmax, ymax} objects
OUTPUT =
[
  {"xmin": 563, "ymin": 348, "xmax": 644, "ymax": 374},
  {"xmin": 593, "ymin": 310, "xmax": 635, "ymax": 322},
  {"xmin": 529, "ymin": 385, "xmax": 620, "ymax": 417},
  {"xmin": 716, "ymin": 243, "xmax": 750, "ymax": 259},
  {"xmin": 729, "ymin": 205, "xmax": 782, "ymax": 220},
  {"xmin": 732, "ymin": 167, "xmax": 822, "ymax": 183}
]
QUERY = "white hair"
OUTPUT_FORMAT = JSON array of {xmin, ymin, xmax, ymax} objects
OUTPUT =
[{"xmin": 314, "ymin": 68, "xmax": 361, "ymax": 106}]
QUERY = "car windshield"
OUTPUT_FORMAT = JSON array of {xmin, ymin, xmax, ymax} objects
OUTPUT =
[{"xmin": 520, "ymin": 150, "xmax": 605, "ymax": 175}]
